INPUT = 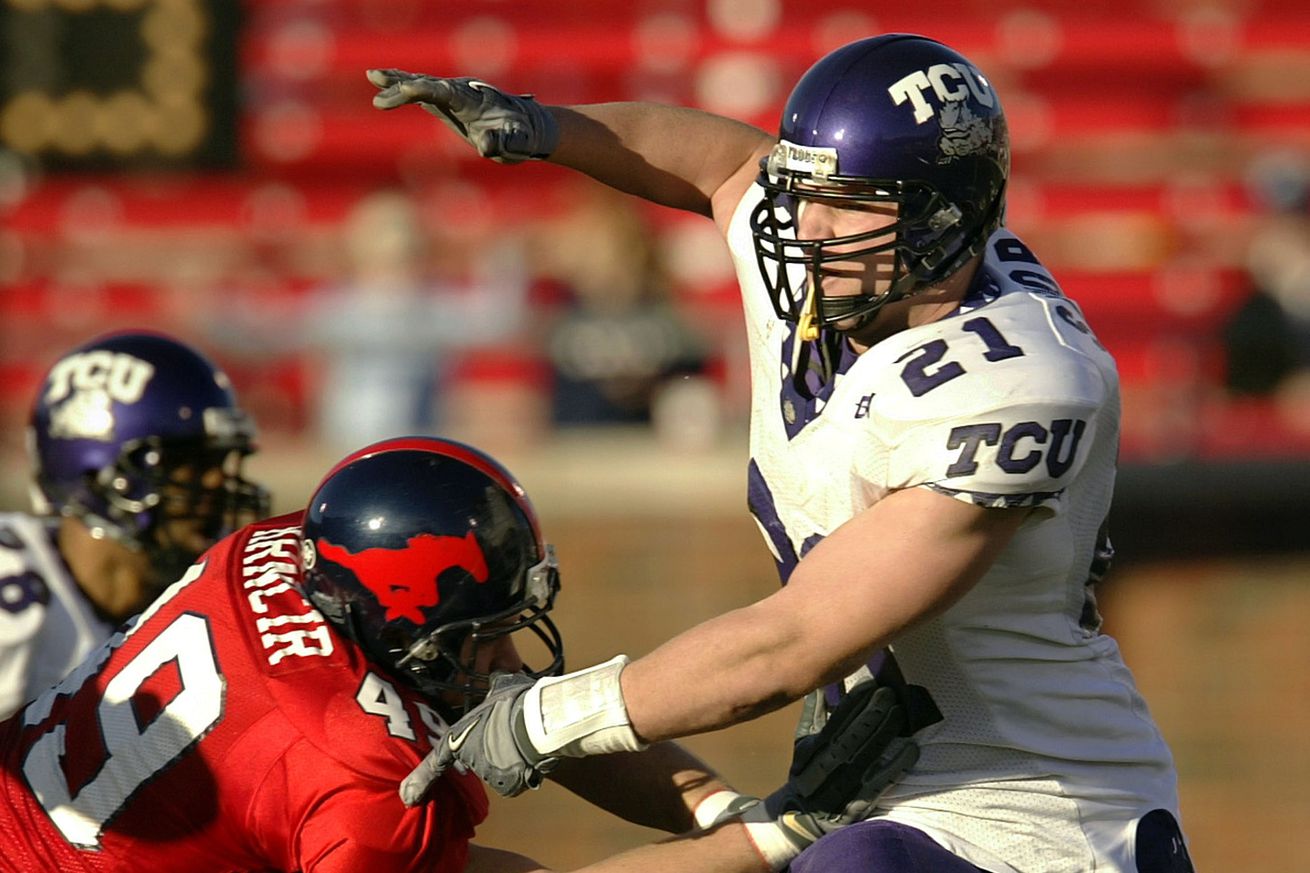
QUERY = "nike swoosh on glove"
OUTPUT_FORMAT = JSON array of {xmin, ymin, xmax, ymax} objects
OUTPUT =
[{"xmin": 400, "ymin": 671, "xmax": 553, "ymax": 806}]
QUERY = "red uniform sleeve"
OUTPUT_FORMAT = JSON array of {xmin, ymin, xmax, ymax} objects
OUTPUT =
[{"xmin": 0, "ymin": 516, "xmax": 492, "ymax": 873}]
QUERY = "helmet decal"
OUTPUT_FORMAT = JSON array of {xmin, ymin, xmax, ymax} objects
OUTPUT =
[
  {"xmin": 29, "ymin": 331, "xmax": 269, "ymax": 593},
  {"xmin": 300, "ymin": 436, "xmax": 564, "ymax": 716},
  {"xmin": 887, "ymin": 62, "xmax": 996, "ymax": 125},
  {"xmin": 316, "ymin": 531, "xmax": 489, "ymax": 624},
  {"xmin": 937, "ymin": 100, "xmax": 998, "ymax": 161},
  {"xmin": 44, "ymin": 351, "xmax": 156, "ymax": 441}
]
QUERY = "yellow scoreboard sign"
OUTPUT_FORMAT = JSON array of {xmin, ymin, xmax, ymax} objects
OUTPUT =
[{"xmin": 0, "ymin": 0, "xmax": 237, "ymax": 167}]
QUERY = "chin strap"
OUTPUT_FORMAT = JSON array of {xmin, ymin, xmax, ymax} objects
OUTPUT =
[{"xmin": 796, "ymin": 281, "xmax": 821, "ymax": 342}]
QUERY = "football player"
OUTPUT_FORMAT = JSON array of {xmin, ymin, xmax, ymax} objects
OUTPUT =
[
  {"xmin": 0, "ymin": 330, "xmax": 269, "ymax": 719},
  {"xmin": 370, "ymin": 33, "xmax": 1195, "ymax": 872},
  {"xmin": 0, "ymin": 435, "xmax": 911, "ymax": 872}
]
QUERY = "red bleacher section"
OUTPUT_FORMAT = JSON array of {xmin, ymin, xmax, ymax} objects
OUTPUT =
[{"xmin": 4, "ymin": 0, "xmax": 1310, "ymax": 461}]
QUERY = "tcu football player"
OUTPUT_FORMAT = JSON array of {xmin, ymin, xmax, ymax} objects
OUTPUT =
[
  {"xmin": 0, "ymin": 331, "xmax": 268, "ymax": 719},
  {"xmin": 371, "ymin": 34, "xmax": 1195, "ymax": 872},
  {"xmin": 0, "ymin": 436, "xmax": 906, "ymax": 872}
]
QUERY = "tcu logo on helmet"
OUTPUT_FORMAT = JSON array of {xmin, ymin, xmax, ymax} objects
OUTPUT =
[
  {"xmin": 888, "ymin": 63, "xmax": 995, "ymax": 124},
  {"xmin": 316, "ymin": 532, "xmax": 489, "ymax": 624},
  {"xmin": 43, "ymin": 351, "xmax": 155, "ymax": 441},
  {"xmin": 45, "ymin": 351, "xmax": 155, "ymax": 405}
]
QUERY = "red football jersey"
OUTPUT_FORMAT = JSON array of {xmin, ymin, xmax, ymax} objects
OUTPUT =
[{"xmin": 0, "ymin": 513, "xmax": 489, "ymax": 873}]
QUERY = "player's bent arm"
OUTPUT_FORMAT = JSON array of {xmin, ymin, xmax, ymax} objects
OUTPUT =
[
  {"xmin": 464, "ymin": 824, "xmax": 770, "ymax": 873},
  {"xmin": 547, "ymin": 741, "xmax": 727, "ymax": 834},
  {"xmin": 622, "ymin": 487, "xmax": 1031, "ymax": 742},
  {"xmin": 545, "ymin": 104, "xmax": 771, "ymax": 228}
]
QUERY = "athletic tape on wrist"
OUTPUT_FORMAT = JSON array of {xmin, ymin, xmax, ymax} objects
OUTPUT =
[
  {"xmin": 691, "ymin": 789, "xmax": 803, "ymax": 871},
  {"xmin": 693, "ymin": 789, "xmax": 748, "ymax": 829},
  {"xmin": 522, "ymin": 654, "xmax": 647, "ymax": 757}
]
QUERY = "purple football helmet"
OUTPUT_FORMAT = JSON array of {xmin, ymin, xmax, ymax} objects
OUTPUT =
[
  {"xmin": 28, "ymin": 331, "xmax": 269, "ymax": 588},
  {"xmin": 300, "ymin": 436, "xmax": 563, "ymax": 715},
  {"xmin": 751, "ymin": 34, "xmax": 1010, "ymax": 333}
]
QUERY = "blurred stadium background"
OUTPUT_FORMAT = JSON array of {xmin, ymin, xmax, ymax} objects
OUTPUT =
[{"xmin": 2, "ymin": 0, "xmax": 1308, "ymax": 869}]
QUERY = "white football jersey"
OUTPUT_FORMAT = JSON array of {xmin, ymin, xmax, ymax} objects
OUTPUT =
[
  {"xmin": 727, "ymin": 184, "xmax": 1180, "ymax": 872},
  {"xmin": 0, "ymin": 512, "xmax": 114, "ymax": 720}
]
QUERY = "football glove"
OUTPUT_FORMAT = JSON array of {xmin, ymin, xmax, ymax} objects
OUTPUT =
[
  {"xmin": 693, "ymin": 679, "xmax": 931, "ymax": 870},
  {"xmin": 764, "ymin": 679, "xmax": 923, "ymax": 822},
  {"xmin": 402, "ymin": 671, "xmax": 554, "ymax": 804},
  {"xmin": 367, "ymin": 69, "xmax": 559, "ymax": 164},
  {"xmin": 401, "ymin": 656, "xmax": 645, "ymax": 805},
  {"xmin": 695, "ymin": 791, "xmax": 869, "ymax": 872}
]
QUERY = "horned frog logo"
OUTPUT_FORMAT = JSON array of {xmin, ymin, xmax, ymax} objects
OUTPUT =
[
  {"xmin": 48, "ymin": 390, "xmax": 116, "ymax": 441},
  {"xmin": 937, "ymin": 101, "xmax": 994, "ymax": 160},
  {"xmin": 44, "ymin": 351, "xmax": 155, "ymax": 442}
]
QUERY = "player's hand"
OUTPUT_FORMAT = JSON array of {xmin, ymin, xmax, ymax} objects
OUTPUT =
[
  {"xmin": 366, "ymin": 69, "xmax": 559, "ymax": 164},
  {"xmin": 694, "ymin": 680, "xmax": 934, "ymax": 870},
  {"xmin": 400, "ymin": 672, "xmax": 554, "ymax": 806},
  {"xmin": 696, "ymin": 792, "xmax": 874, "ymax": 872},
  {"xmin": 765, "ymin": 679, "xmax": 932, "ymax": 824}
]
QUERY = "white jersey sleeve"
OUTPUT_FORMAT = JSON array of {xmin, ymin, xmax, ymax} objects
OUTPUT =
[
  {"xmin": 0, "ymin": 513, "xmax": 114, "ymax": 720},
  {"xmin": 857, "ymin": 288, "xmax": 1115, "ymax": 511}
]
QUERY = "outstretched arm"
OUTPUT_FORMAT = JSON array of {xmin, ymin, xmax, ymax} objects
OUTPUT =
[
  {"xmin": 368, "ymin": 70, "xmax": 772, "ymax": 230},
  {"xmin": 622, "ymin": 490, "xmax": 1028, "ymax": 740},
  {"xmin": 419, "ymin": 488, "xmax": 1026, "ymax": 795},
  {"xmin": 547, "ymin": 103, "xmax": 773, "ymax": 226}
]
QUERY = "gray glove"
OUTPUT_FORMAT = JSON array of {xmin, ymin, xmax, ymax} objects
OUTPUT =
[
  {"xmin": 703, "ymin": 793, "xmax": 862, "ymax": 864},
  {"xmin": 400, "ymin": 671, "xmax": 552, "ymax": 806},
  {"xmin": 764, "ymin": 680, "xmax": 924, "ymax": 823},
  {"xmin": 367, "ymin": 69, "xmax": 560, "ymax": 164}
]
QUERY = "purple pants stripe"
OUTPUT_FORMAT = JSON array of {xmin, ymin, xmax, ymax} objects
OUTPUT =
[
  {"xmin": 788, "ymin": 810, "xmax": 1193, "ymax": 873},
  {"xmin": 789, "ymin": 820, "xmax": 989, "ymax": 873}
]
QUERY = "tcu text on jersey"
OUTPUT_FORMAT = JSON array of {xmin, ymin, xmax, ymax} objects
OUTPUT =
[{"xmin": 946, "ymin": 418, "xmax": 1088, "ymax": 478}]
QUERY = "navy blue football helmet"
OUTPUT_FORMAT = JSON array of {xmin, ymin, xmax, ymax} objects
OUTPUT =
[
  {"xmin": 29, "ymin": 331, "xmax": 269, "ymax": 588},
  {"xmin": 300, "ymin": 436, "xmax": 563, "ymax": 714},
  {"xmin": 751, "ymin": 34, "xmax": 1010, "ymax": 335}
]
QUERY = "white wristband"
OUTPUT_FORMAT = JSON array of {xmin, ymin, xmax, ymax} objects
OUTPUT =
[
  {"xmin": 691, "ymin": 789, "xmax": 804, "ymax": 871},
  {"xmin": 521, "ymin": 654, "xmax": 647, "ymax": 757},
  {"xmin": 693, "ymin": 789, "xmax": 748, "ymax": 829}
]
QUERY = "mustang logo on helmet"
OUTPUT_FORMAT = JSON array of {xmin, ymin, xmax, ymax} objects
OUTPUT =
[{"xmin": 316, "ymin": 532, "xmax": 489, "ymax": 624}]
